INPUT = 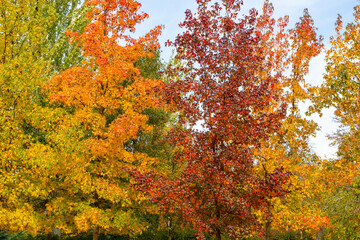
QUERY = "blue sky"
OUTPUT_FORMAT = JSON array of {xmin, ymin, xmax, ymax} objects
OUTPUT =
[
  {"xmin": 135, "ymin": 0, "xmax": 358, "ymax": 159},
  {"xmin": 137, "ymin": 0, "xmax": 356, "ymax": 59}
]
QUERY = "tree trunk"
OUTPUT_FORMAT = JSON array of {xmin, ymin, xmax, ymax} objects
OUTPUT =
[
  {"xmin": 47, "ymin": 233, "xmax": 51, "ymax": 240},
  {"xmin": 52, "ymin": 227, "xmax": 61, "ymax": 240},
  {"xmin": 265, "ymin": 221, "xmax": 271, "ymax": 240},
  {"xmin": 215, "ymin": 228, "xmax": 221, "ymax": 240},
  {"xmin": 316, "ymin": 226, "xmax": 325, "ymax": 240},
  {"xmin": 168, "ymin": 216, "xmax": 172, "ymax": 240},
  {"xmin": 264, "ymin": 197, "xmax": 272, "ymax": 240},
  {"xmin": 93, "ymin": 226, "xmax": 100, "ymax": 240}
]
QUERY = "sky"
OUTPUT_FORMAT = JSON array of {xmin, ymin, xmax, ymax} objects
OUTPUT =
[{"xmin": 135, "ymin": 0, "xmax": 357, "ymax": 159}]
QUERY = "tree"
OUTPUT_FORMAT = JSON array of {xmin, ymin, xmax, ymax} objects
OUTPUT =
[
  {"xmin": 311, "ymin": 3, "xmax": 360, "ymax": 238},
  {"xmin": 314, "ymin": 6, "xmax": 360, "ymax": 163},
  {"xmin": 147, "ymin": 0, "xmax": 288, "ymax": 239},
  {"xmin": 46, "ymin": 0, "xmax": 90, "ymax": 72},
  {"xmin": 0, "ymin": 0, "xmax": 88, "ymax": 234},
  {"xmin": 251, "ymin": 6, "xmax": 327, "ymax": 240},
  {"xmin": 45, "ymin": 0, "xmax": 163, "ymax": 239}
]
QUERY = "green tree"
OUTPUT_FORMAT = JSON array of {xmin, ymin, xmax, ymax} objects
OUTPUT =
[{"xmin": 45, "ymin": 0, "xmax": 90, "ymax": 72}]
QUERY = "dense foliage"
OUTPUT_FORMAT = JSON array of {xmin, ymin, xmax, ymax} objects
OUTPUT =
[{"xmin": 0, "ymin": 0, "xmax": 359, "ymax": 239}]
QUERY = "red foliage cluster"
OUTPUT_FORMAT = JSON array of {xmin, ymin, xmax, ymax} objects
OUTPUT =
[{"xmin": 148, "ymin": 0, "xmax": 287, "ymax": 238}]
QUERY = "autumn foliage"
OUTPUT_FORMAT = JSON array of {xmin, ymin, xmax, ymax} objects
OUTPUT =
[
  {"xmin": 1, "ymin": 0, "xmax": 360, "ymax": 240},
  {"xmin": 45, "ymin": 0, "xmax": 163, "ymax": 238},
  {"xmin": 143, "ymin": 0, "xmax": 290, "ymax": 239}
]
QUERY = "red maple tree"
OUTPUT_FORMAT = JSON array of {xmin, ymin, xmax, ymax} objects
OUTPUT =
[{"xmin": 140, "ymin": 0, "xmax": 288, "ymax": 239}]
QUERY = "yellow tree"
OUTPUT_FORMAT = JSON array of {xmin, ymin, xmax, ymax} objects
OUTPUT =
[
  {"xmin": 311, "ymin": 3, "xmax": 360, "ymax": 238},
  {"xmin": 45, "ymin": 0, "xmax": 163, "ymax": 239},
  {"xmin": 250, "ymin": 3, "xmax": 328, "ymax": 239},
  {"xmin": 0, "ymin": 0, "xmax": 83, "ymax": 234}
]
